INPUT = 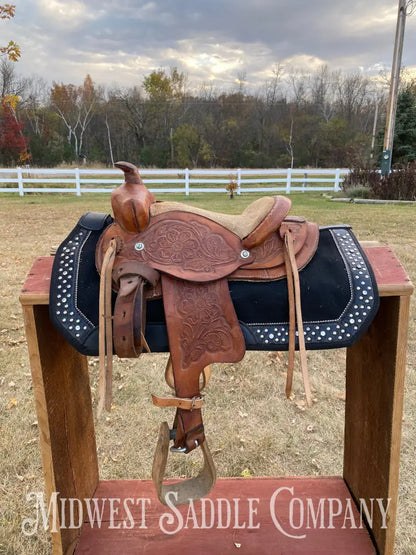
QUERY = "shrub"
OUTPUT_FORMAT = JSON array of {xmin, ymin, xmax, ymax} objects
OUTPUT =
[
  {"xmin": 344, "ymin": 186, "xmax": 372, "ymax": 199},
  {"xmin": 343, "ymin": 164, "xmax": 416, "ymax": 201},
  {"xmin": 370, "ymin": 163, "xmax": 416, "ymax": 201},
  {"xmin": 226, "ymin": 178, "xmax": 238, "ymax": 199}
]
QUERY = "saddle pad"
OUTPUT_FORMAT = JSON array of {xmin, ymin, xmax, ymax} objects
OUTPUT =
[
  {"xmin": 49, "ymin": 212, "xmax": 114, "ymax": 355},
  {"xmin": 49, "ymin": 214, "xmax": 379, "ymax": 355}
]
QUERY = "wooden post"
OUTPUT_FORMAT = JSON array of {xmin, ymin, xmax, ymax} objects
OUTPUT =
[
  {"xmin": 286, "ymin": 168, "xmax": 291, "ymax": 195},
  {"xmin": 344, "ymin": 246, "xmax": 413, "ymax": 554},
  {"xmin": 334, "ymin": 168, "xmax": 341, "ymax": 192},
  {"xmin": 237, "ymin": 168, "xmax": 242, "ymax": 195},
  {"xmin": 20, "ymin": 264, "xmax": 99, "ymax": 554},
  {"xmin": 17, "ymin": 166, "xmax": 24, "ymax": 196},
  {"xmin": 75, "ymin": 168, "xmax": 81, "ymax": 196},
  {"xmin": 185, "ymin": 168, "xmax": 190, "ymax": 196}
]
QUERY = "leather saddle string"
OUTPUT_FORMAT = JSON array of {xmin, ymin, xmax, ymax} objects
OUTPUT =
[
  {"xmin": 284, "ymin": 231, "xmax": 313, "ymax": 407},
  {"xmin": 283, "ymin": 235, "xmax": 296, "ymax": 399},
  {"xmin": 98, "ymin": 239, "xmax": 117, "ymax": 418}
]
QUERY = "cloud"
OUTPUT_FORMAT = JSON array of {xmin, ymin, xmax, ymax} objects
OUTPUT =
[
  {"xmin": 6, "ymin": 0, "xmax": 416, "ymax": 89},
  {"xmin": 38, "ymin": 0, "xmax": 96, "ymax": 28}
]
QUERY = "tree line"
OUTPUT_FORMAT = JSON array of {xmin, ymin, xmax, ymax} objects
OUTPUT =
[{"xmin": 0, "ymin": 59, "xmax": 415, "ymax": 169}]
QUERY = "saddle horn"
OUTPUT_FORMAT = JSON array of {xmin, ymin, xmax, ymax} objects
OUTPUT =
[{"xmin": 112, "ymin": 161, "xmax": 156, "ymax": 233}]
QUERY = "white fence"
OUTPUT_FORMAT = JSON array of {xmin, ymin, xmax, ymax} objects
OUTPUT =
[{"xmin": 0, "ymin": 167, "xmax": 350, "ymax": 196}]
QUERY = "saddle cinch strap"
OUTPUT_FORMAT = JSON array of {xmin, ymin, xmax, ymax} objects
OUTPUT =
[{"xmin": 95, "ymin": 161, "xmax": 319, "ymax": 506}]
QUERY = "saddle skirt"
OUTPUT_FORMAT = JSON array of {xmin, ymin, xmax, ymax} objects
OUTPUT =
[{"xmin": 49, "ymin": 161, "xmax": 379, "ymax": 506}]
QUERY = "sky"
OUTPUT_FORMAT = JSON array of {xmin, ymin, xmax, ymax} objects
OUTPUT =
[{"xmin": 5, "ymin": 0, "xmax": 416, "ymax": 91}]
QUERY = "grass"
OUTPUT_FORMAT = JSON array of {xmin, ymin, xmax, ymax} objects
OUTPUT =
[{"xmin": 0, "ymin": 191, "xmax": 415, "ymax": 554}]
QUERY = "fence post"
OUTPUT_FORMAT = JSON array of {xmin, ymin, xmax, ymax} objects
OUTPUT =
[
  {"xmin": 237, "ymin": 168, "xmax": 242, "ymax": 195},
  {"xmin": 334, "ymin": 168, "xmax": 341, "ymax": 192},
  {"xmin": 303, "ymin": 172, "xmax": 308, "ymax": 191},
  {"xmin": 75, "ymin": 168, "xmax": 81, "ymax": 196},
  {"xmin": 17, "ymin": 167, "xmax": 24, "ymax": 196},
  {"xmin": 185, "ymin": 168, "xmax": 190, "ymax": 196},
  {"xmin": 286, "ymin": 168, "xmax": 292, "ymax": 194}
]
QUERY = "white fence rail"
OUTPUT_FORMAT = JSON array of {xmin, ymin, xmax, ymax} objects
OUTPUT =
[{"xmin": 0, "ymin": 167, "xmax": 350, "ymax": 196}]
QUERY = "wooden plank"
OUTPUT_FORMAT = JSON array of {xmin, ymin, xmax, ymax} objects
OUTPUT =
[
  {"xmin": 20, "ymin": 246, "xmax": 414, "ymax": 306},
  {"xmin": 21, "ymin": 305, "xmax": 63, "ymax": 555},
  {"xmin": 344, "ymin": 294, "xmax": 411, "ymax": 554},
  {"xmin": 20, "ymin": 256, "xmax": 53, "ymax": 305},
  {"xmin": 75, "ymin": 477, "xmax": 375, "ymax": 554},
  {"xmin": 363, "ymin": 246, "xmax": 413, "ymax": 296},
  {"xmin": 22, "ymin": 304, "xmax": 99, "ymax": 554}
]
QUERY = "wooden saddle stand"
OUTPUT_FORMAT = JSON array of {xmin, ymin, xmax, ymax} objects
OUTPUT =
[{"xmin": 49, "ymin": 161, "xmax": 381, "ymax": 507}]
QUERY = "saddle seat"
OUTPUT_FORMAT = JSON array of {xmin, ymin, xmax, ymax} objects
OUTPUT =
[
  {"xmin": 150, "ymin": 196, "xmax": 291, "ymax": 248},
  {"xmin": 111, "ymin": 161, "xmax": 291, "ymax": 249}
]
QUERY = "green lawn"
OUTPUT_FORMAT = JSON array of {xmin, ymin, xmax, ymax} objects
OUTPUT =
[{"xmin": 0, "ymin": 192, "xmax": 415, "ymax": 554}]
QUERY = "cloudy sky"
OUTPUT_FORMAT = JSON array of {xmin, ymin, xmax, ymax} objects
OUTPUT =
[{"xmin": 5, "ymin": 0, "xmax": 416, "ymax": 90}]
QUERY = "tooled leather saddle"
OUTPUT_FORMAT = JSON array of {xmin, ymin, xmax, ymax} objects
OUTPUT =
[{"xmin": 49, "ymin": 161, "xmax": 379, "ymax": 506}]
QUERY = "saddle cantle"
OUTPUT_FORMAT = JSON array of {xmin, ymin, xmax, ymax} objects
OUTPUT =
[{"xmin": 49, "ymin": 161, "xmax": 379, "ymax": 506}]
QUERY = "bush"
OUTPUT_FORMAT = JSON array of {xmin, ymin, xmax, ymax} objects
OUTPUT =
[
  {"xmin": 342, "ymin": 167, "xmax": 377, "ymax": 191},
  {"xmin": 344, "ymin": 186, "xmax": 372, "ymax": 199},
  {"xmin": 370, "ymin": 163, "xmax": 416, "ymax": 201},
  {"xmin": 343, "ymin": 164, "xmax": 416, "ymax": 201}
]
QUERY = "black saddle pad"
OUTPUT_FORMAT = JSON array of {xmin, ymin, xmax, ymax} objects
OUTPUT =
[{"xmin": 49, "ymin": 213, "xmax": 379, "ymax": 356}]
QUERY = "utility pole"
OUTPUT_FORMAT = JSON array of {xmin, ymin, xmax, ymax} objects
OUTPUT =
[
  {"xmin": 370, "ymin": 100, "xmax": 379, "ymax": 159},
  {"xmin": 382, "ymin": 0, "xmax": 416, "ymax": 175}
]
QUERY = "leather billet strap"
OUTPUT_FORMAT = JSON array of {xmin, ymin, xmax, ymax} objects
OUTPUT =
[{"xmin": 112, "ymin": 260, "xmax": 160, "ymax": 358}]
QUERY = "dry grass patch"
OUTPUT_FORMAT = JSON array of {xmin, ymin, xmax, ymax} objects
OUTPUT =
[{"xmin": 0, "ymin": 193, "xmax": 415, "ymax": 553}]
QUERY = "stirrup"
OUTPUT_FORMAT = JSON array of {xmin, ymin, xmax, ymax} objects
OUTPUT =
[{"xmin": 152, "ymin": 422, "xmax": 216, "ymax": 506}]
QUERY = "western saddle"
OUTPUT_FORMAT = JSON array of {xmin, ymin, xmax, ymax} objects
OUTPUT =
[{"xmin": 95, "ymin": 161, "xmax": 319, "ymax": 506}]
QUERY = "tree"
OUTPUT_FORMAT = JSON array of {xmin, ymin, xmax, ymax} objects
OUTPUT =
[
  {"xmin": 0, "ymin": 95, "xmax": 29, "ymax": 164},
  {"xmin": 0, "ymin": 58, "xmax": 27, "ymax": 99},
  {"xmin": 142, "ymin": 68, "xmax": 188, "ymax": 166},
  {"xmin": 172, "ymin": 123, "xmax": 213, "ymax": 167},
  {"xmin": 0, "ymin": 4, "xmax": 20, "ymax": 61},
  {"xmin": 375, "ymin": 80, "xmax": 416, "ymax": 167},
  {"xmin": 50, "ymin": 75, "xmax": 99, "ymax": 159},
  {"xmin": 391, "ymin": 82, "xmax": 416, "ymax": 164}
]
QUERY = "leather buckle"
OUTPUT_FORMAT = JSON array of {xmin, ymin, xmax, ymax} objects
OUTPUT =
[
  {"xmin": 152, "ymin": 422, "xmax": 216, "ymax": 506},
  {"xmin": 151, "ymin": 394, "xmax": 204, "ymax": 410}
]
